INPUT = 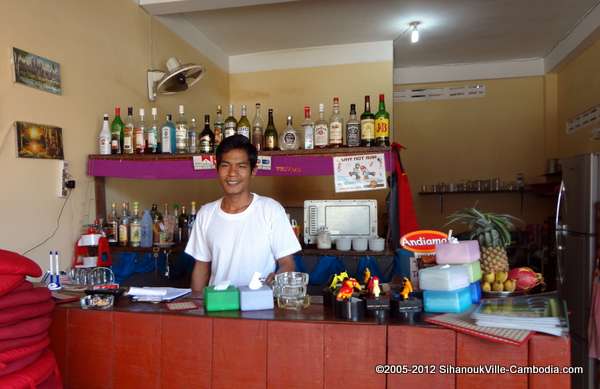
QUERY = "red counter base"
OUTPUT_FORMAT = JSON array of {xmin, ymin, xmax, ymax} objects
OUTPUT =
[{"xmin": 50, "ymin": 308, "xmax": 571, "ymax": 389}]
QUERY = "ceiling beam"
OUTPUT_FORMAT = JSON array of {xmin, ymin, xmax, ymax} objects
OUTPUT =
[{"xmin": 139, "ymin": 0, "xmax": 298, "ymax": 15}]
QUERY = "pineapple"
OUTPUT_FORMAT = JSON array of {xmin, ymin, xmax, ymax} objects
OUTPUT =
[{"xmin": 446, "ymin": 208, "xmax": 519, "ymax": 273}]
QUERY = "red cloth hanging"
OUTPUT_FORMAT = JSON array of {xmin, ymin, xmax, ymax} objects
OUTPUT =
[{"xmin": 391, "ymin": 143, "xmax": 419, "ymax": 237}]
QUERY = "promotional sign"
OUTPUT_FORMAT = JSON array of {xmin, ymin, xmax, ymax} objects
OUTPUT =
[
  {"xmin": 192, "ymin": 155, "xmax": 216, "ymax": 170},
  {"xmin": 333, "ymin": 153, "xmax": 387, "ymax": 193},
  {"xmin": 400, "ymin": 230, "xmax": 449, "ymax": 254}
]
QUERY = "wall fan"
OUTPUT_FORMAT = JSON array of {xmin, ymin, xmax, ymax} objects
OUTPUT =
[{"xmin": 147, "ymin": 57, "xmax": 204, "ymax": 101}]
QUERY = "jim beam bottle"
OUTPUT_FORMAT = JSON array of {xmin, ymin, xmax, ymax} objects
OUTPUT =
[{"xmin": 328, "ymin": 97, "xmax": 343, "ymax": 147}]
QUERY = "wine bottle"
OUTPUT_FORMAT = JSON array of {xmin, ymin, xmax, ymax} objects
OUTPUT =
[
  {"xmin": 214, "ymin": 105, "xmax": 224, "ymax": 147},
  {"xmin": 237, "ymin": 104, "xmax": 251, "ymax": 139},
  {"xmin": 251, "ymin": 103, "xmax": 264, "ymax": 151},
  {"xmin": 110, "ymin": 107, "xmax": 124, "ymax": 154},
  {"xmin": 360, "ymin": 96, "xmax": 375, "ymax": 147},
  {"xmin": 130, "ymin": 202, "xmax": 141, "ymax": 248},
  {"xmin": 374, "ymin": 94, "xmax": 390, "ymax": 147},
  {"xmin": 263, "ymin": 108, "xmax": 278, "ymax": 151},
  {"xmin": 199, "ymin": 114, "xmax": 215, "ymax": 154},
  {"xmin": 224, "ymin": 104, "xmax": 237, "ymax": 139}
]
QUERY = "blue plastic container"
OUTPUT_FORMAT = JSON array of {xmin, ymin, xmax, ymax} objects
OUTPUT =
[
  {"xmin": 469, "ymin": 281, "xmax": 482, "ymax": 304},
  {"xmin": 423, "ymin": 286, "xmax": 472, "ymax": 313}
]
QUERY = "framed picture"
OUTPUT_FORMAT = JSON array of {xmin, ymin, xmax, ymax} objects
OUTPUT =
[
  {"xmin": 16, "ymin": 121, "xmax": 64, "ymax": 160},
  {"xmin": 12, "ymin": 47, "xmax": 61, "ymax": 95}
]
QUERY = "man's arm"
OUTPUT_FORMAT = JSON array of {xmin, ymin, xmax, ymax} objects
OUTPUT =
[
  {"xmin": 191, "ymin": 260, "xmax": 211, "ymax": 292},
  {"xmin": 265, "ymin": 255, "xmax": 295, "ymax": 285}
]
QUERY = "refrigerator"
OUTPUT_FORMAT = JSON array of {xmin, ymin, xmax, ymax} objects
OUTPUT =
[{"xmin": 557, "ymin": 153, "xmax": 599, "ymax": 389}]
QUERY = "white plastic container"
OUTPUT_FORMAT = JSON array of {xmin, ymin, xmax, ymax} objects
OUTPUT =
[
  {"xmin": 368, "ymin": 237, "xmax": 385, "ymax": 252},
  {"xmin": 435, "ymin": 240, "xmax": 480, "ymax": 264},
  {"xmin": 352, "ymin": 238, "xmax": 368, "ymax": 251},
  {"xmin": 418, "ymin": 264, "xmax": 470, "ymax": 291},
  {"xmin": 336, "ymin": 238, "xmax": 351, "ymax": 251}
]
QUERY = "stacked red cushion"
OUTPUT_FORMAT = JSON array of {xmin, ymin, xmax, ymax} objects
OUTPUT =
[{"xmin": 0, "ymin": 250, "xmax": 62, "ymax": 388}]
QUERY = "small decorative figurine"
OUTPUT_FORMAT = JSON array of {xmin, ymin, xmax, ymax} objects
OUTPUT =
[
  {"xmin": 400, "ymin": 277, "xmax": 413, "ymax": 300},
  {"xmin": 329, "ymin": 271, "xmax": 349, "ymax": 290},
  {"xmin": 336, "ymin": 278, "xmax": 362, "ymax": 301},
  {"xmin": 368, "ymin": 276, "xmax": 381, "ymax": 298},
  {"xmin": 363, "ymin": 267, "xmax": 371, "ymax": 285}
]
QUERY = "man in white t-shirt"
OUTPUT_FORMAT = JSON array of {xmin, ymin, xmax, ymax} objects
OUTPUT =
[{"xmin": 185, "ymin": 134, "xmax": 301, "ymax": 290}]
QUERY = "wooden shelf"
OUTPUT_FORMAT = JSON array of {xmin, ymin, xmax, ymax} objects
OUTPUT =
[
  {"xmin": 88, "ymin": 147, "xmax": 391, "ymax": 180},
  {"xmin": 419, "ymin": 189, "xmax": 526, "ymax": 195},
  {"xmin": 109, "ymin": 244, "xmax": 186, "ymax": 253}
]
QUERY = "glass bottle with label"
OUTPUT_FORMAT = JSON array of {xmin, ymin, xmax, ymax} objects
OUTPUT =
[
  {"xmin": 302, "ymin": 106, "xmax": 314, "ymax": 150},
  {"xmin": 130, "ymin": 201, "xmax": 141, "ymax": 248},
  {"xmin": 118, "ymin": 202, "xmax": 129, "ymax": 247},
  {"xmin": 188, "ymin": 201, "xmax": 197, "ymax": 238},
  {"xmin": 146, "ymin": 107, "xmax": 159, "ymax": 153},
  {"xmin": 263, "ymin": 108, "xmax": 278, "ymax": 151},
  {"xmin": 251, "ymin": 103, "xmax": 264, "ymax": 151},
  {"xmin": 164, "ymin": 204, "xmax": 176, "ymax": 243},
  {"xmin": 123, "ymin": 107, "xmax": 134, "ymax": 154},
  {"xmin": 214, "ymin": 105, "xmax": 224, "ymax": 147},
  {"xmin": 360, "ymin": 96, "xmax": 375, "ymax": 147},
  {"xmin": 188, "ymin": 117, "xmax": 198, "ymax": 153},
  {"xmin": 314, "ymin": 103, "xmax": 329, "ymax": 148},
  {"xmin": 141, "ymin": 209, "xmax": 153, "ymax": 248},
  {"xmin": 134, "ymin": 108, "xmax": 145, "ymax": 154},
  {"xmin": 199, "ymin": 114, "xmax": 215, "ymax": 153},
  {"xmin": 161, "ymin": 114, "xmax": 176, "ymax": 154},
  {"xmin": 110, "ymin": 107, "xmax": 124, "ymax": 154},
  {"xmin": 172, "ymin": 205, "xmax": 181, "ymax": 243},
  {"xmin": 374, "ymin": 94, "xmax": 390, "ymax": 146},
  {"xmin": 346, "ymin": 104, "xmax": 360, "ymax": 147},
  {"xmin": 176, "ymin": 105, "xmax": 188, "ymax": 153},
  {"xmin": 224, "ymin": 104, "xmax": 237, "ymax": 139},
  {"xmin": 99, "ymin": 114, "xmax": 111, "ymax": 155},
  {"xmin": 178, "ymin": 205, "xmax": 189, "ymax": 242},
  {"xmin": 152, "ymin": 212, "xmax": 161, "ymax": 244},
  {"xmin": 237, "ymin": 105, "xmax": 251, "ymax": 139},
  {"xmin": 107, "ymin": 202, "xmax": 119, "ymax": 245},
  {"xmin": 280, "ymin": 116, "xmax": 299, "ymax": 150},
  {"xmin": 328, "ymin": 97, "xmax": 343, "ymax": 147}
]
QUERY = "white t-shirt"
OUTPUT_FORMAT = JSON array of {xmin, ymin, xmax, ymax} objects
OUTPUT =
[{"xmin": 185, "ymin": 193, "xmax": 301, "ymax": 287}]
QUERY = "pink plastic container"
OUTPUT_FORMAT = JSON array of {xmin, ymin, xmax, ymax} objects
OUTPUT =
[{"xmin": 435, "ymin": 240, "xmax": 480, "ymax": 264}]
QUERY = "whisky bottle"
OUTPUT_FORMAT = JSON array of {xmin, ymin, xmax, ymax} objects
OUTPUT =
[
  {"xmin": 328, "ymin": 97, "xmax": 343, "ymax": 147},
  {"xmin": 251, "ymin": 103, "xmax": 264, "ymax": 151},
  {"xmin": 314, "ymin": 103, "xmax": 329, "ymax": 148},
  {"xmin": 346, "ymin": 104, "xmax": 361, "ymax": 147},
  {"xmin": 374, "ymin": 94, "xmax": 390, "ymax": 146},
  {"xmin": 175, "ymin": 105, "xmax": 188, "ymax": 153},
  {"xmin": 280, "ymin": 116, "xmax": 299, "ymax": 151},
  {"xmin": 107, "ymin": 202, "xmax": 119, "ymax": 245},
  {"xmin": 214, "ymin": 105, "xmax": 224, "ymax": 147},
  {"xmin": 223, "ymin": 104, "xmax": 237, "ymax": 139},
  {"xmin": 263, "ymin": 108, "xmax": 278, "ymax": 151},
  {"xmin": 302, "ymin": 106, "xmax": 314, "ymax": 150},
  {"xmin": 199, "ymin": 115, "xmax": 215, "ymax": 153},
  {"xmin": 134, "ymin": 108, "xmax": 145, "ymax": 154},
  {"xmin": 110, "ymin": 107, "xmax": 124, "ymax": 154},
  {"xmin": 123, "ymin": 107, "xmax": 134, "ymax": 154},
  {"xmin": 237, "ymin": 105, "xmax": 251, "ymax": 139},
  {"xmin": 360, "ymin": 96, "xmax": 375, "ymax": 147},
  {"xmin": 118, "ymin": 202, "xmax": 129, "ymax": 247},
  {"xmin": 130, "ymin": 202, "xmax": 141, "ymax": 248}
]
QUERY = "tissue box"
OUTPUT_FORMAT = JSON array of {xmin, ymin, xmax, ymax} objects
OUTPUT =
[
  {"xmin": 435, "ymin": 240, "xmax": 480, "ymax": 264},
  {"xmin": 423, "ymin": 286, "xmax": 472, "ymax": 313},
  {"xmin": 239, "ymin": 286, "xmax": 274, "ymax": 311},
  {"xmin": 204, "ymin": 285, "xmax": 240, "ymax": 312},
  {"xmin": 457, "ymin": 261, "xmax": 482, "ymax": 283},
  {"xmin": 419, "ymin": 265, "xmax": 469, "ymax": 291}
]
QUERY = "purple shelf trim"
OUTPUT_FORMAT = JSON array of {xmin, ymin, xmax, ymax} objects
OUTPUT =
[{"xmin": 88, "ymin": 151, "xmax": 392, "ymax": 180}]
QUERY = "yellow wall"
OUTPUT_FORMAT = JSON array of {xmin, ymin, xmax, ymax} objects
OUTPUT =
[
  {"xmin": 229, "ymin": 62, "xmax": 394, "ymax": 212},
  {"xmin": 556, "ymin": 37, "xmax": 600, "ymax": 157},
  {"xmin": 395, "ymin": 77, "xmax": 554, "ymax": 229},
  {"xmin": 0, "ymin": 0, "xmax": 229, "ymax": 269}
]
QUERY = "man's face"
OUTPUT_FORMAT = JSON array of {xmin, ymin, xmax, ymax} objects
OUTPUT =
[{"xmin": 217, "ymin": 148, "xmax": 255, "ymax": 196}]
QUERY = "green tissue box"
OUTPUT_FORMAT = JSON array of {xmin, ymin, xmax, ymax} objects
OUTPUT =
[{"xmin": 204, "ymin": 285, "xmax": 240, "ymax": 312}]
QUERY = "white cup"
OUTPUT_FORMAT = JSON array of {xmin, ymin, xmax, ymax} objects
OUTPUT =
[
  {"xmin": 335, "ymin": 238, "xmax": 351, "ymax": 251},
  {"xmin": 369, "ymin": 237, "xmax": 385, "ymax": 252},
  {"xmin": 352, "ymin": 238, "xmax": 368, "ymax": 251}
]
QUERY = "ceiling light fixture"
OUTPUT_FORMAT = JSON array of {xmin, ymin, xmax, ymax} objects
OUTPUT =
[{"xmin": 410, "ymin": 22, "xmax": 420, "ymax": 44}]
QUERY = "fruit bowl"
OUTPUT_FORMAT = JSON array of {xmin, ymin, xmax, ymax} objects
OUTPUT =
[{"xmin": 482, "ymin": 289, "xmax": 525, "ymax": 299}]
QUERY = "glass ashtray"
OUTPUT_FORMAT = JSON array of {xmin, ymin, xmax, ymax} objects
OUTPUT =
[{"xmin": 80, "ymin": 294, "xmax": 114, "ymax": 310}]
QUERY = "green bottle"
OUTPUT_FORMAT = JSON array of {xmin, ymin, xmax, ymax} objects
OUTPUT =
[
  {"xmin": 263, "ymin": 108, "xmax": 278, "ymax": 151},
  {"xmin": 374, "ymin": 94, "xmax": 390, "ymax": 147},
  {"xmin": 110, "ymin": 106, "xmax": 124, "ymax": 154}
]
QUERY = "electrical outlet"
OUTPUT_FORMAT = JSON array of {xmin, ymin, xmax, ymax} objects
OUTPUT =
[{"xmin": 58, "ymin": 160, "xmax": 69, "ymax": 198}]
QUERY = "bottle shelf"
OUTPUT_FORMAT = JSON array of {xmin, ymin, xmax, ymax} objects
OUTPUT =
[
  {"xmin": 88, "ymin": 147, "xmax": 391, "ymax": 179},
  {"xmin": 109, "ymin": 244, "xmax": 186, "ymax": 253}
]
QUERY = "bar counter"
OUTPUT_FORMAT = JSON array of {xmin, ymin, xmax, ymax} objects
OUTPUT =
[{"xmin": 49, "ymin": 295, "xmax": 572, "ymax": 389}]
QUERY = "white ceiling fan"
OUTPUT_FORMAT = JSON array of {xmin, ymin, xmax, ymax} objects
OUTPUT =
[{"xmin": 147, "ymin": 57, "xmax": 204, "ymax": 101}]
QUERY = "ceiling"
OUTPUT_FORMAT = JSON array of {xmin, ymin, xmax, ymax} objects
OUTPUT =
[{"xmin": 142, "ymin": 0, "xmax": 600, "ymax": 68}]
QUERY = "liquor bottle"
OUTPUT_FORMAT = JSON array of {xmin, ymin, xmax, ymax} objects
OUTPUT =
[
  {"xmin": 237, "ymin": 105, "xmax": 251, "ymax": 139},
  {"xmin": 107, "ymin": 202, "xmax": 119, "ymax": 245},
  {"xmin": 251, "ymin": 103, "xmax": 264, "ymax": 150},
  {"xmin": 123, "ymin": 107, "xmax": 134, "ymax": 154},
  {"xmin": 360, "ymin": 96, "xmax": 375, "ymax": 147},
  {"xmin": 172, "ymin": 205, "xmax": 181, "ymax": 243},
  {"xmin": 214, "ymin": 105, "xmax": 224, "ymax": 147},
  {"xmin": 329, "ymin": 97, "xmax": 343, "ymax": 147},
  {"xmin": 176, "ymin": 105, "xmax": 188, "ymax": 153},
  {"xmin": 110, "ymin": 107, "xmax": 124, "ymax": 154},
  {"xmin": 134, "ymin": 108, "xmax": 145, "ymax": 154},
  {"xmin": 130, "ymin": 202, "xmax": 141, "ymax": 248},
  {"xmin": 346, "ymin": 104, "xmax": 361, "ymax": 147},
  {"xmin": 374, "ymin": 94, "xmax": 390, "ymax": 146},
  {"xmin": 188, "ymin": 117, "xmax": 198, "ymax": 153},
  {"xmin": 152, "ymin": 212, "xmax": 161, "ymax": 244},
  {"xmin": 141, "ymin": 209, "xmax": 153, "ymax": 248},
  {"xmin": 150, "ymin": 203, "xmax": 159, "ymax": 221},
  {"xmin": 224, "ymin": 104, "xmax": 237, "ymax": 139},
  {"xmin": 146, "ymin": 107, "xmax": 159, "ymax": 153},
  {"xmin": 302, "ymin": 106, "xmax": 314, "ymax": 150},
  {"xmin": 280, "ymin": 116, "xmax": 299, "ymax": 150},
  {"xmin": 199, "ymin": 114, "xmax": 215, "ymax": 154},
  {"xmin": 118, "ymin": 202, "xmax": 129, "ymax": 247},
  {"xmin": 164, "ymin": 204, "xmax": 176, "ymax": 243},
  {"xmin": 99, "ymin": 114, "xmax": 111, "ymax": 155},
  {"xmin": 178, "ymin": 205, "xmax": 189, "ymax": 242},
  {"xmin": 314, "ymin": 103, "xmax": 329, "ymax": 148},
  {"xmin": 161, "ymin": 114, "xmax": 176, "ymax": 154},
  {"xmin": 263, "ymin": 108, "xmax": 278, "ymax": 151},
  {"xmin": 188, "ymin": 201, "xmax": 197, "ymax": 238}
]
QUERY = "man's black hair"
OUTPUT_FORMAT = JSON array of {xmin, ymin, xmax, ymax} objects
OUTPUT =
[{"xmin": 215, "ymin": 134, "xmax": 258, "ymax": 170}]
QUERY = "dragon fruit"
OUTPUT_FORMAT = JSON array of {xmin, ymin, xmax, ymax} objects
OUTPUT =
[{"xmin": 508, "ymin": 267, "xmax": 544, "ymax": 291}]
